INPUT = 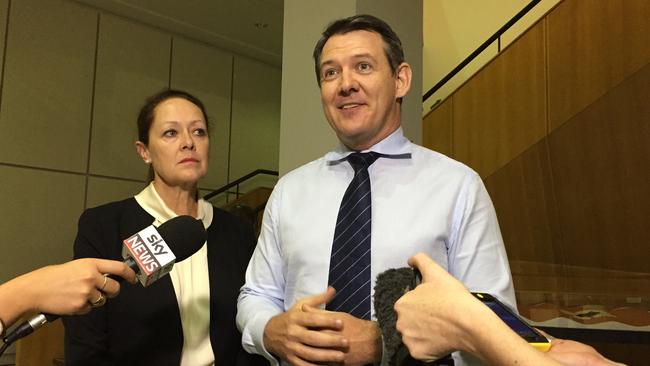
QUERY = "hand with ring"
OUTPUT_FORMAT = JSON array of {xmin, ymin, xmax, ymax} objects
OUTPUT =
[
  {"xmin": 89, "ymin": 274, "xmax": 110, "ymax": 308},
  {"xmin": 0, "ymin": 258, "xmax": 137, "ymax": 328},
  {"xmin": 90, "ymin": 292, "xmax": 106, "ymax": 308}
]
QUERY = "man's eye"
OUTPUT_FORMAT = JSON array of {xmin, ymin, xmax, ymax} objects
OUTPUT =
[
  {"xmin": 323, "ymin": 68, "xmax": 338, "ymax": 80},
  {"xmin": 358, "ymin": 63, "xmax": 371, "ymax": 72}
]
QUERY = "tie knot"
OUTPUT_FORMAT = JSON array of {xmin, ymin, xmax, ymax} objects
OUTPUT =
[{"xmin": 347, "ymin": 152, "xmax": 379, "ymax": 173}]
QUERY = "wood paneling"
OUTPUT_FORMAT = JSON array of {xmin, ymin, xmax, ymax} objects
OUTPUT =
[
  {"xmin": 15, "ymin": 318, "xmax": 64, "ymax": 366},
  {"xmin": 586, "ymin": 342, "xmax": 650, "ymax": 366},
  {"xmin": 422, "ymin": 98, "xmax": 452, "ymax": 157},
  {"xmin": 428, "ymin": 4, "xmax": 649, "ymax": 360},
  {"xmin": 485, "ymin": 140, "xmax": 563, "ymax": 265},
  {"xmin": 547, "ymin": 0, "xmax": 650, "ymax": 130},
  {"xmin": 485, "ymin": 139, "xmax": 568, "ymax": 294},
  {"xmin": 547, "ymin": 64, "xmax": 650, "ymax": 275},
  {"xmin": 453, "ymin": 21, "xmax": 546, "ymax": 178}
]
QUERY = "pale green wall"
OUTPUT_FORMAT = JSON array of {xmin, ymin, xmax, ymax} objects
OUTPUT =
[
  {"xmin": 278, "ymin": 0, "xmax": 354, "ymax": 175},
  {"xmin": 0, "ymin": 0, "xmax": 280, "ymax": 284}
]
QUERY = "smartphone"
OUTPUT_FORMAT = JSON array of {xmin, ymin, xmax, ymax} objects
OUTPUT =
[
  {"xmin": 409, "ymin": 268, "xmax": 550, "ymax": 352},
  {"xmin": 471, "ymin": 292, "xmax": 551, "ymax": 352}
]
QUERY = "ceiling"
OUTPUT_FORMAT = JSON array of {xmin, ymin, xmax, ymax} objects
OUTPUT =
[{"xmin": 76, "ymin": 0, "xmax": 284, "ymax": 66}]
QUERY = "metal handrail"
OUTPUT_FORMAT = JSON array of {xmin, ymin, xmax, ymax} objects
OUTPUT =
[
  {"xmin": 423, "ymin": 0, "xmax": 541, "ymax": 103},
  {"xmin": 203, "ymin": 169, "xmax": 278, "ymax": 201}
]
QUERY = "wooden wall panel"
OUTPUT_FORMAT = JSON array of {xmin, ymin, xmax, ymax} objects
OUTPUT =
[
  {"xmin": 485, "ymin": 140, "xmax": 562, "ymax": 264},
  {"xmin": 586, "ymin": 342, "xmax": 650, "ymax": 366},
  {"xmin": 429, "ymin": 4, "xmax": 648, "ymax": 356},
  {"xmin": 15, "ymin": 318, "xmax": 64, "ymax": 366},
  {"xmin": 547, "ymin": 0, "xmax": 650, "ymax": 130},
  {"xmin": 485, "ymin": 139, "xmax": 568, "ymax": 293},
  {"xmin": 453, "ymin": 21, "xmax": 546, "ymax": 178},
  {"xmin": 422, "ymin": 98, "xmax": 452, "ymax": 157},
  {"xmin": 547, "ymin": 64, "xmax": 650, "ymax": 276}
]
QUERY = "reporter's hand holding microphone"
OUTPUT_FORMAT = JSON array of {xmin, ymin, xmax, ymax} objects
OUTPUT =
[
  {"xmin": 23, "ymin": 258, "xmax": 136, "ymax": 315},
  {"xmin": 394, "ymin": 253, "xmax": 624, "ymax": 366},
  {"xmin": 0, "ymin": 214, "xmax": 206, "ymax": 356},
  {"xmin": 0, "ymin": 258, "xmax": 136, "ymax": 330},
  {"xmin": 0, "ymin": 257, "xmax": 136, "ymax": 357}
]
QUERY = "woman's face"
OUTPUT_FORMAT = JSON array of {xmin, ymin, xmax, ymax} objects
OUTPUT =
[{"xmin": 136, "ymin": 97, "xmax": 209, "ymax": 188}]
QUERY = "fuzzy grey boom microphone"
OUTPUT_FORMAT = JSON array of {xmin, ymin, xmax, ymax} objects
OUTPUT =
[{"xmin": 373, "ymin": 267, "xmax": 454, "ymax": 366}]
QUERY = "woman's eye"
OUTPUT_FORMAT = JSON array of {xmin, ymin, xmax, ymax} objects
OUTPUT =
[
  {"xmin": 193, "ymin": 128, "xmax": 207, "ymax": 136},
  {"xmin": 163, "ymin": 129, "xmax": 177, "ymax": 137}
]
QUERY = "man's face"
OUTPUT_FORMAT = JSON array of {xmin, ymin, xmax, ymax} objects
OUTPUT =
[{"xmin": 318, "ymin": 30, "xmax": 411, "ymax": 150}]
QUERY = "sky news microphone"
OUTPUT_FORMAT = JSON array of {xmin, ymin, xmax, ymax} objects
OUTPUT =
[
  {"xmin": 122, "ymin": 215, "xmax": 206, "ymax": 286},
  {"xmin": 2, "ymin": 215, "xmax": 206, "ymax": 347}
]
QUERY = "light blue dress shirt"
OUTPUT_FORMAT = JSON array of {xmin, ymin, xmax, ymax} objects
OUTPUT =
[{"xmin": 237, "ymin": 128, "xmax": 516, "ymax": 366}]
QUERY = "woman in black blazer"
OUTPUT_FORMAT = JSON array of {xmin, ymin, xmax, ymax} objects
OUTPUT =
[{"xmin": 63, "ymin": 89, "xmax": 267, "ymax": 366}]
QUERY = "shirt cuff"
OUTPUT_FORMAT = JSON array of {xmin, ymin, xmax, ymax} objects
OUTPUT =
[{"xmin": 243, "ymin": 310, "xmax": 281, "ymax": 366}]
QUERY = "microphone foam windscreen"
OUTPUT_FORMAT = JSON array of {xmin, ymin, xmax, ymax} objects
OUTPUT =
[
  {"xmin": 374, "ymin": 267, "xmax": 421, "ymax": 366},
  {"xmin": 157, "ymin": 215, "xmax": 207, "ymax": 261}
]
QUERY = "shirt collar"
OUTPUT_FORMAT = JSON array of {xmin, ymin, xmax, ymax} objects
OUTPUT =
[
  {"xmin": 326, "ymin": 127, "xmax": 412, "ymax": 163},
  {"xmin": 134, "ymin": 182, "xmax": 213, "ymax": 229}
]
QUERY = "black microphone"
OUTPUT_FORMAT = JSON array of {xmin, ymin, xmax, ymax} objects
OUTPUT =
[
  {"xmin": 374, "ymin": 267, "xmax": 421, "ymax": 366},
  {"xmin": 374, "ymin": 267, "xmax": 454, "ymax": 366},
  {"xmin": 2, "ymin": 215, "xmax": 206, "ymax": 346},
  {"xmin": 121, "ymin": 215, "xmax": 206, "ymax": 286}
]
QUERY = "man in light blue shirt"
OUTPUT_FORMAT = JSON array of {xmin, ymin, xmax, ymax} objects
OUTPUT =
[{"xmin": 237, "ymin": 14, "xmax": 515, "ymax": 366}]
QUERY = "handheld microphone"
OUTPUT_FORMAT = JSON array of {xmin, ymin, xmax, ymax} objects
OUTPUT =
[
  {"xmin": 2, "ymin": 215, "xmax": 206, "ymax": 347},
  {"xmin": 374, "ymin": 267, "xmax": 421, "ymax": 366},
  {"xmin": 121, "ymin": 215, "xmax": 206, "ymax": 286},
  {"xmin": 373, "ymin": 267, "xmax": 454, "ymax": 366}
]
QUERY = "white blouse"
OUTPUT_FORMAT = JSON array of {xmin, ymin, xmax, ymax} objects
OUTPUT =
[{"xmin": 135, "ymin": 183, "xmax": 215, "ymax": 366}]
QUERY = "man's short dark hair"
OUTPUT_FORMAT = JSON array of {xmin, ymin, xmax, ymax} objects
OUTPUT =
[{"xmin": 313, "ymin": 14, "xmax": 405, "ymax": 86}]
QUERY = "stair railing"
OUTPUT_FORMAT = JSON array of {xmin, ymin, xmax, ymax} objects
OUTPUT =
[
  {"xmin": 423, "ymin": 0, "xmax": 542, "ymax": 106},
  {"xmin": 203, "ymin": 169, "xmax": 278, "ymax": 201}
]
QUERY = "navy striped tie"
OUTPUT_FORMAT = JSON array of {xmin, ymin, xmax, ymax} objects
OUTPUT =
[{"xmin": 326, "ymin": 152, "xmax": 380, "ymax": 320}]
